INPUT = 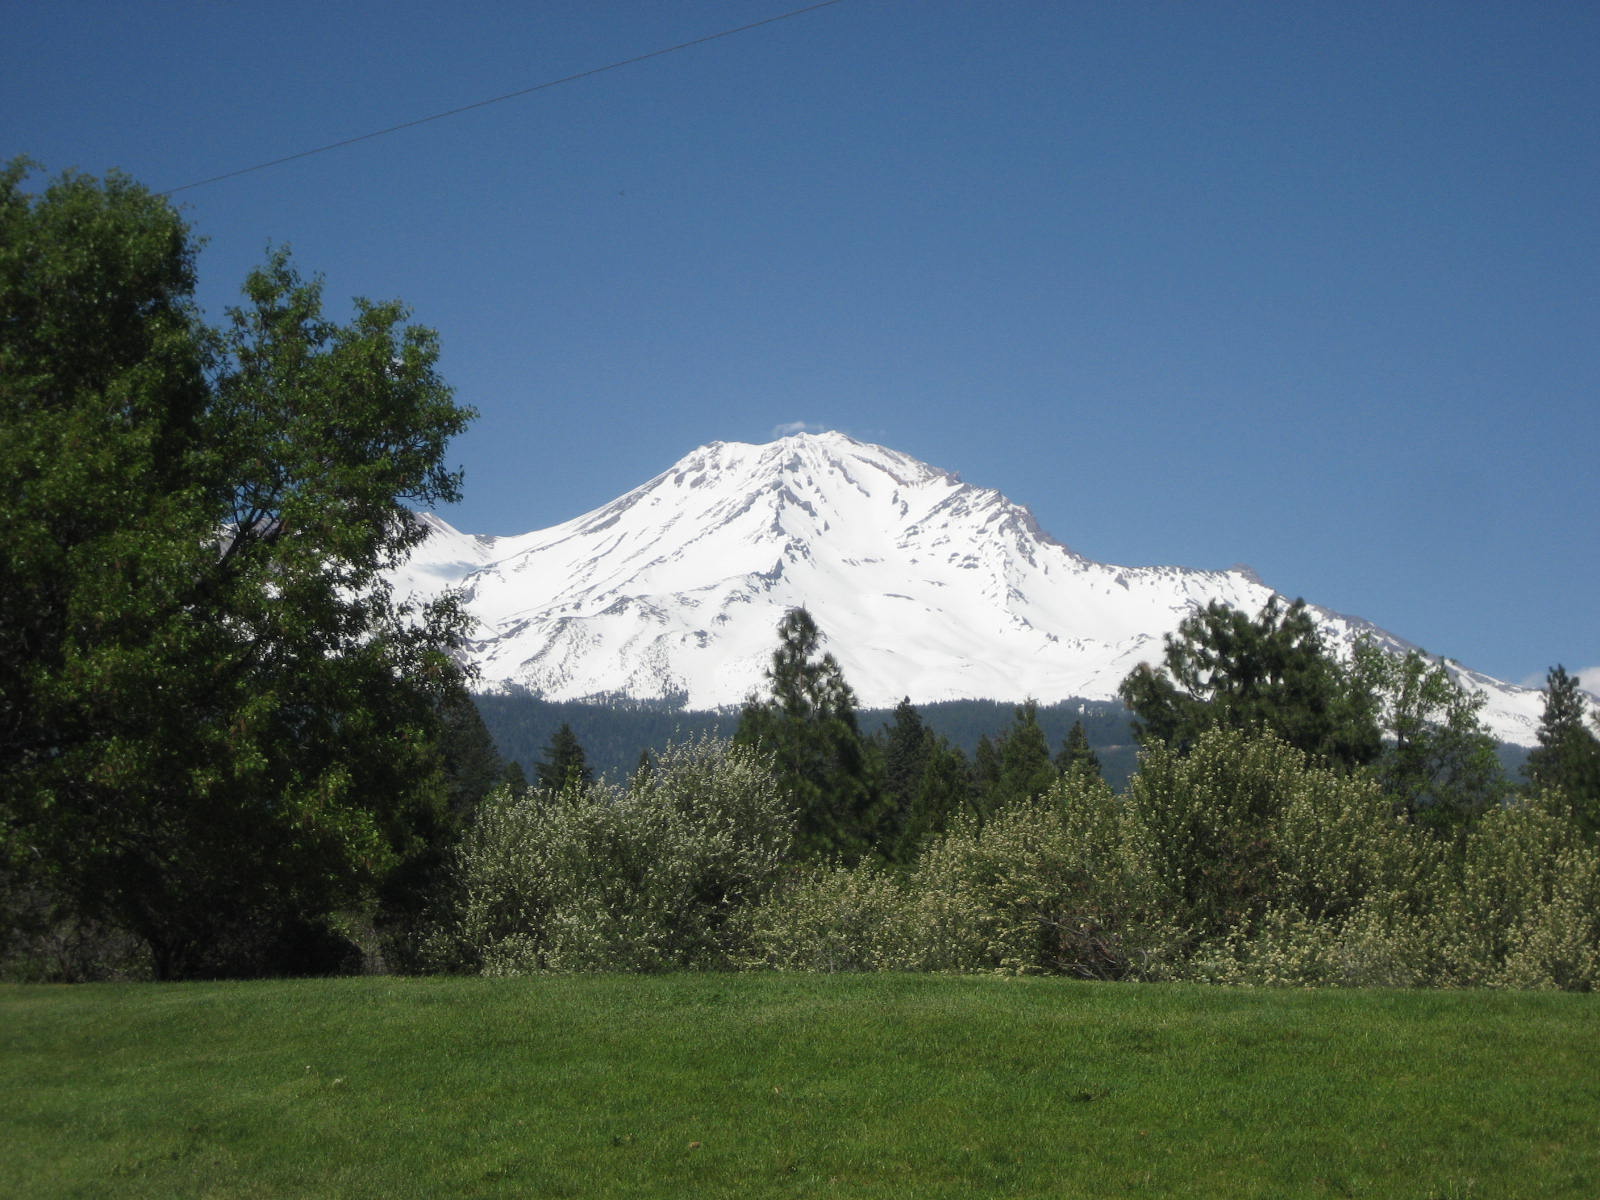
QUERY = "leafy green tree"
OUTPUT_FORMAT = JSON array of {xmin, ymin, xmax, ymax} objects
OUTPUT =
[
  {"xmin": 1524, "ymin": 666, "xmax": 1600, "ymax": 836},
  {"xmin": 0, "ymin": 163, "xmax": 473, "ymax": 978},
  {"xmin": 735, "ymin": 608, "xmax": 879, "ymax": 862},
  {"xmin": 1351, "ymin": 642, "xmax": 1503, "ymax": 832},
  {"xmin": 536, "ymin": 723, "xmax": 594, "ymax": 792},
  {"xmin": 1118, "ymin": 598, "xmax": 1381, "ymax": 770},
  {"xmin": 1056, "ymin": 720, "xmax": 1104, "ymax": 782}
]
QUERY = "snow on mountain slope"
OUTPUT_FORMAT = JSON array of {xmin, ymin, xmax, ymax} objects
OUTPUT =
[{"xmin": 398, "ymin": 432, "xmax": 1547, "ymax": 746}]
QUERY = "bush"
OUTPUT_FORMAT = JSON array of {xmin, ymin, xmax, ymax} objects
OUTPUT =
[
  {"xmin": 733, "ymin": 863, "xmax": 934, "ymax": 972},
  {"xmin": 435, "ymin": 738, "xmax": 794, "ymax": 974},
  {"xmin": 742, "ymin": 773, "xmax": 1182, "ymax": 978},
  {"xmin": 1126, "ymin": 727, "xmax": 1440, "ymax": 986},
  {"xmin": 1432, "ymin": 793, "xmax": 1600, "ymax": 990}
]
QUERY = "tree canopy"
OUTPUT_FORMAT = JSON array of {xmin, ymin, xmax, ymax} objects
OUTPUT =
[
  {"xmin": 0, "ymin": 162, "xmax": 475, "ymax": 978},
  {"xmin": 1118, "ymin": 598, "xmax": 1382, "ymax": 770}
]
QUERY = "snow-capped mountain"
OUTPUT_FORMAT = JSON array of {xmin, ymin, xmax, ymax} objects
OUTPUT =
[{"xmin": 396, "ymin": 431, "xmax": 1548, "ymax": 746}]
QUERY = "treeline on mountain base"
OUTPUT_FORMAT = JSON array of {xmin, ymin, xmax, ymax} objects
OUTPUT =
[{"xmin": 473, "ymin": 692, "xmax": 1138, "ymax": 792}]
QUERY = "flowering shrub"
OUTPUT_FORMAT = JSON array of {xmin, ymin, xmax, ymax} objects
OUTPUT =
[
  {"xmin": 436, "ymin": 737, "xmax": 794, "ymax": 974},
  {"xmin": 742, "ymin": 774, "xmax": 1182, "ymax": 978},
  {"xmin": 1432, "ymin": 793, "xmax": 1600, "ymax": 990},
  {"xmin": 429, "ymin": 726, "xmax": 1599, "ymax": 991}
]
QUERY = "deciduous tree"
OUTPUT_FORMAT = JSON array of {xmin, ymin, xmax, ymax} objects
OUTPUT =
[{"xmin": 1, "ymin": 163, "xmax": 474, "ymax": 978}]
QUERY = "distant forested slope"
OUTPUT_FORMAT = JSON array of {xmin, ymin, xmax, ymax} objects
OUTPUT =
[{"xmin": 473, "ymin": 691, "xmax": 1139, "ymax": 788}]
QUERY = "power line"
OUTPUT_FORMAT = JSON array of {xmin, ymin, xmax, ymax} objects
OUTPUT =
[{"xmin": 159, "ymin": 0, "xmax": 851, "ymax": 196}]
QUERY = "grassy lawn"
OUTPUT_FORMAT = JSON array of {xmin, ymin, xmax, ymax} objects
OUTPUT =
[{"xmin": 3, "ymin": 972, "xmax": 1596, "ymax": 1198}]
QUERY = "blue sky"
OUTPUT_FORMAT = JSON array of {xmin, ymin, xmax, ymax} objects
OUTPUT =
[{"xmin": 6, "ymin": 1, "xmax": 1596, "ymax": 691}]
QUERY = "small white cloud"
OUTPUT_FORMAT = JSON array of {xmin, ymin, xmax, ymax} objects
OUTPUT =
[
  {"xmin": 1519, "ymin": 665, "xmax": 1600, "ymax": 698},
  {"xmin": 771, "ymin": 421, "xmax": 828, "ymax": 437}
]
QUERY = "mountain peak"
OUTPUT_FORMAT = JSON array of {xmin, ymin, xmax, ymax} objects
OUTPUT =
[{"xmin": 398, "ymin": 436, "xmax": 1547, "ymax": 745}]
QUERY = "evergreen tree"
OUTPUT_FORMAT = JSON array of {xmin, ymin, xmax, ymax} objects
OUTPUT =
[
  {"xmin": 877, "ymin": 698, "xmax": 933, "ymax": 860},
  {"xmin": 501, "ymin": 759, "xmax": 530, "ymax": 796},
  {"xmin": 1118, "ymin": 598, "xmax": 1381, "ymax": 770},
  {"xmin": 536, "ymin": 723, "xmax": 594, "ymax": 792},
  {"xmin": 1525, "ymin": 666, "xmax": 1600, "ymax": 836},
  {"xmin": 991, "ymin": 700, "xmax": 1060, "ymax": 809},
  {"xmin": 1, "ymin": 163, "xmax": 474, "ymax": 979},
  {"xmin": 1056, "ymin": 719, "xmax": 1104, "ymax": 782},
  {"xmin": 436, "ymin": 686, "xmax": 504, "ymax": 821},
  {"xmin": 735, "ymin": 608, "xmax": 879, "ymax": 862},
  {"xmin": 972, "ymin": 734, "xmax": 1002, "ymax": 823},
  {"xmin": 889, "ymin": 738, "xmax": 973, "ymax": 861}
]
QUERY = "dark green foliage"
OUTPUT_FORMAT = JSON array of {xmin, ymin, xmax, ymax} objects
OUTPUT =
[
  {"xmin": 876, "ymin": 698, "xmax": 933, "ymax": 859},
  {"xmin": 1119, "ymin": 598, "xmax": 1382, "ymax": 769},
  {"xmin": 874, "ymin": 698, "xmax": 979, "ymax": 861},
  {"xmin": 374, "ymin": 680, "xmax": 503, "ymax": 972},
  {"xmin": 991, "ymin": 700, "xmax": 1060, "ymax": 809},
  {"xmin": 893, "ymin": 736, "xmax": 974, "ymax": 857},
  {"xmin": 471, "ymin": 692, "xmax": 736, "ymax": 781},
  {"xmin": 436, "ymin": 683, "xmax": 505, "ymax": 820},
  {"xmin": 0, "ymin": 164, "xmax": 473, "ymax": 979},
  {"xmin": 1525, "ymin": 666, "xmax": 1600, "ymax": 836},
  {"xmin": 1057, "ymin": 719, "xmax": 1104, "ymax": 781},
  {"xmin": 536, "ymin": 723, "xmax": 594, "ymax": 792},
  {"xmin": 1353, "ymin": 642, "xmax": 1504, "ymax": 833},
  {"xmin": 735, "ymin": 608, "xmax": 880, "ymax": 862},
  {"xmin": 966, "ymin": 701, "xmax": 1061, "ymax": 817},
  {"xmin": 471, "ymin": 691, "xmax": 1138, "ymax": 790},
  {"xmin": 972, "ymin": 733, "xmax": 1001, "ymax": 816},
  {"xmin": 501, "ymin": 759, "xmax": 529, "ymax": 795}
]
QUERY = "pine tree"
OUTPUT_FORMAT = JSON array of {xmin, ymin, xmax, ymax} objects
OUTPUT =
[
  {"xmin": 436, "ymin": 685, "xmax": 505, "ymax": 821},
  {"xmin": 1056, "ymin": 719, "xmax": 1104, "ymax": 782},
  {"xmin": 1351, "ymin": 642, "xmax": 1503, "ymax": 832},
  {"xmin": 990, "ymin": 700, "xmax": 1060, "ymax": 809},
  {"xmin": 972, "ymin": 734, "xmax": 1002, "ymax": 823},
  {"xmin": 876, "ymin": 698, "xmax": 933, "ymax": 861},
  {"xmin": 890, "ymin": 738, "xmax": 973, "ymax": 860},
  {"xmin": 501, "ymin": 759, "xmax": 530, "ymax": 796},
  {"xmin": 536, "ymin": 723, "xmax": 594, "ymax": 792},
  {"xmin": 735, "ymin": 608, "xmax": 879, "ymax": 862},
  {"xmin": 1525, "ymin": 665, "xmax": 1600, "ymax": 836},
  {"xmin": 1118, "ymin": 598, "xmax": 1381, "ymax": 770}
]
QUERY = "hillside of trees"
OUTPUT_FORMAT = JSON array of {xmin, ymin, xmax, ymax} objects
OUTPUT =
[{"xmin": 474, "ymin": 691, "xmax": 1139, "ymax": 789}]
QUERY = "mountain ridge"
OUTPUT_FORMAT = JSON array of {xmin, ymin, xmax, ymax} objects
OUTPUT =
[{"xmin": 393, "ymin": 431, "xmax": 1548, "ymax": 746}]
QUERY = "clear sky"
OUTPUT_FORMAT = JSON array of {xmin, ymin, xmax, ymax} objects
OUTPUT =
[{"xmin": 6, "ymin": 1, "xmax": 1596, "ymax": 691}]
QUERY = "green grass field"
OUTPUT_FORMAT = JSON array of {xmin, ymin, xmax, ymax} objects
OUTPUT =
[{"xmin": 4, "ymin": 973, "xmax": 1596, "ymax": 1198}]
